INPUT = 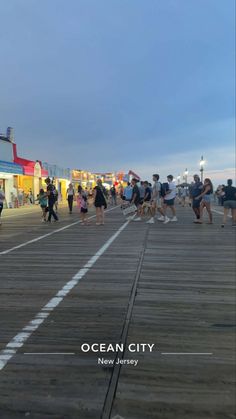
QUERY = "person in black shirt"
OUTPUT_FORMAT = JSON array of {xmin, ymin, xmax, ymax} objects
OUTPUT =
[
  {"xmin": 221, "ymin": 179, "xmax": 236, "ymax": 227},
  {"xmin": 94, "ymin": 179, "xmax": 107, "ymax": 225},
  {"xmin": 131, "ymin": 178, "xmax": 141, "ymax": 221},
  {"xmin": 189, "ymin": 174, "xmax": 203, "ymax": 221},
  {"xmin": 45, "ymin": 178, "xmax": 59, "ymax": 222},
  {"xmin": 141, "ymin": 181, "xmax": 152, "ymax": 217}
]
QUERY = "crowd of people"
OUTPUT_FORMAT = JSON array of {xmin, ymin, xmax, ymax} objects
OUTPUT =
[
  {"xmin": 0, "ymin": 175, "xmax": 235, "ymax": 228},
  {"xmin": 121, "ymin": 174, "xmax": 236, "ymax": 227}
]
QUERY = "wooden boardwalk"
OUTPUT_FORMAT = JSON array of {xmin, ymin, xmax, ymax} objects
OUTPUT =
[{"xmin": 0, "ymin": 203, "xmax": 235, "ymax": 419}]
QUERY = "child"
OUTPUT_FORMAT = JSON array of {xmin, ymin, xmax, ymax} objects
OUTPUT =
[
  {"xmin": 77, "ymin": 185, "xmax": 89, "ymax": 225},
  {"xmin": 36, "ymin": 189, "xmax": 48, "ymax": 222}
]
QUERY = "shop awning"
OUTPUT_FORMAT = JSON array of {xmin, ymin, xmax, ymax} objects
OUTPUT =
[{"xmin": 0, "ymin": 160, "xmax": 23, "ymax": 174}]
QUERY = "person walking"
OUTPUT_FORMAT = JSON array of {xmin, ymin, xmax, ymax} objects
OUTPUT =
[
  {"xmin": 147, "ymin": 174, "xmax": 164, "ymax": 224},
  {"xmin": 35, "ymin": 188, "xmax": 48, "ymax": 222},
  {"xmin": 94, "ymin": 179, "xmax": 107, "ymax": 225},
  {"xmin": 67, "ymin": 183, "xmax": 75, "ymax": 214},
  {"xmin": 0, "ymin": 186, "xmax": 5, "ymax": 225},
  {"xmin": 123, "ymin": 182, "xmax": 133, "ymax": 202},
  {"xmin": 195, "ymin": 178, "xmax": 213, "ymax": 224},
  {"xmin": 77, "ymin": 185, "xmax": 89, "ymax": 225},
  {"xmin": 45, "ymin": 178, "xmax": 59, "ymax": 223},
  {"xmin": 221, "ymin": 179, "xmax": 236, "ymax": 227},
  {"xmin": 189, "ymin": 175, "xmax": 203, "ymax": 221},
  {"xmin": 110, "ymin": 185, "xmax": 117, "ymax": 206},
  {"xmin": 131, "ymin": 178, "xmax": 141, "ymax": 221},
  {"xmin": 162, "ymin": 175, "xmax": 178, "ymax": 224},
  {"xmin": 139, "ymin": 181, "xmax": 145, "ymax": 205},
  {"xmin": 141, "ymin": 181, "xmax": 152, "ymax": 217}
]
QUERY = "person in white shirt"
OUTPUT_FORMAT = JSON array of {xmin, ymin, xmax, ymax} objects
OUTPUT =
[
  {"xmin": 67, "ymin": 183, "xmax": 75, "ymax": 214},
  {"xmin": 123, "ymin": 182, "xmax": 133, "ymax": 202},
  {"xmin": 0, "ymin": 186, "xmax": 5, "ymax": 225},
  {"xmin": 162, "ymin": 175, "xmax": 178, "ymax": 224},
  {"xmin": 146, "ymin": 174, "xmax": 165, "ymax": 224}
]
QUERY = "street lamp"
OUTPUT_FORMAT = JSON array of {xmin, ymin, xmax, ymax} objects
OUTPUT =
[
  {"xmin": 200, "ymin": 156, "xmax": 205, "ymax": 182},
  {"xmin": 184, "ymin": 169, "xmax": 188, "ymax": 184}
]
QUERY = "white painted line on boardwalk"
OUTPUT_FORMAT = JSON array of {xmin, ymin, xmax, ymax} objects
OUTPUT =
[
  {"xmin": 0, "ymin": 217, "xmax": 130, "ymax": 371},
  {"xmin": 212, "ymin": 209, "xmax": 232, "ymax": 217},
  {"xmin": 0, "ymin": 206, "xmax": 118, "ymax": 256},
  {"xmin": 2, "ymin": 210, "xmax": 38, "ymax": 219}
]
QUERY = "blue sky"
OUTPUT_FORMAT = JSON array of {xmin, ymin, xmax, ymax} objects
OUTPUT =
[{"xmin": 0, "ymin": 0, "xmax": 235, "ymax": 183}]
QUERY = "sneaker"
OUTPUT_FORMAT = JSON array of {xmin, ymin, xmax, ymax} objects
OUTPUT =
[
  {"xmin": 133, "ymin": 217, "xmax": 142, "ymax": 221},
  {"xmin": 163, "ymin": 217, "xmax": 170, "ymax": 224},
  {"xmin": 157, "ymin": 216, "xmax": 165, "ymax": 221},
  {"xmin": 146, "ymin": 218, "xmax": 154, "ymax": 224},
  {"xmin": 170, "ymin": 216, "xmax": 178, "ymax": 222}
]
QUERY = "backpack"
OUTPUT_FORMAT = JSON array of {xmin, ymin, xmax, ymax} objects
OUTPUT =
[{"xmin": 160, "ymin": 182, "xmax": 169, "ymax": 197}]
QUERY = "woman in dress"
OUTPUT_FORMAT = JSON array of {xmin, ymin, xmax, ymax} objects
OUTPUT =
[
  {"xmin": 93, "ymin": 179, "xmax": 107, "ymax": 225},
  {"xmin": 195, "ymin": 178, "xmax": 213, "ymax": 224}
]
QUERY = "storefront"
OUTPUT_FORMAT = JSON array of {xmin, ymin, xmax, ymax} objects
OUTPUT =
[
  {"xmin": 0, "ymin": 160, "xmax": 23, "ymax": 207},
  {"xmin": 16, "ymin": 161, "xmax": 48, "ymax": 201},
  {"xmin": 13, "ymin": 144, "xmax": 48, "ymax": 200},
  {"xmin": 71, "ymin": 170, "xmax": 91, "ymax": 191},
  {"xmin": 42, "ymin": 162, "xmax": 70, "ymax": 201}
]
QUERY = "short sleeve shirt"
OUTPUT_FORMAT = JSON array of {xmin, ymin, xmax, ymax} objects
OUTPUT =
[
  {"xmin": 165, "ymin": 182, "xmax": 176, "ymax": 200},
  {"xmin": 132, "ymin": 184, "xmax": 140, "ymax": 205}
]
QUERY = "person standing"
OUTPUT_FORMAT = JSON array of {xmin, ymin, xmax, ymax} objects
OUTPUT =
[
  {"xmin": 195, "ymin": 178, "xmax": 213, "ymax": 224},
  {"xmin": 189, "ymin": 175, "xmax": 203, "ymax": 221},
  {"xmin": 123, "ymin": 182, "xmax": 133, "ymax": 202},
  {"xmin": 131, "ymin": 178, "xmax": 141, "ymax": 221},
  {"xmin": 45, "ymin": 178, "xmax": 58, "ymax": 222},
  {"xmin": 141, "ymin": 181, "xmax": 152, "ymax": 217},
  {"xmin": 221, "ymin": 179, "xmax": 236, "ymax": 227},
  {"xmin": 0, "ymin": 186, "xmax": 5, "ymax": 225},
  {"xmin": 67, "ymin": 183, "xmax": 75, "ymax": 214},
  {"xmin": 35, "ymin": 188, "xmax": 48, "ymax": 222},
  {"xmin": 94, "ymin": 179, "xmax": 107, "ymax": 225},
  {"xmin": 110, "ymin": 185, "xmax": 117, "ymax": 206},
  {"xmin": 162, "ymin": 175, "xmax": 178, "ymax": 224},
  {"xmin": 147, "ymin": 174, "xmax": 164, "ymax": 224},
  {"xmin": 77, "ymin": 185, "xmax": 89, "ymax": 225},
  {"xmin": 139, "ymin": 181, "xmax": 145, "ymax": 205}
]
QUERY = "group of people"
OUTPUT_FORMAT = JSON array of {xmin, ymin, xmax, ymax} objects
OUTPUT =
[
  {"xmin": 121, "ymin": 174, "xmax": 236, "ymax": 227},
  {"xmin": 1, "ymin": 175, "xmax": 236, "ymax": 228}
]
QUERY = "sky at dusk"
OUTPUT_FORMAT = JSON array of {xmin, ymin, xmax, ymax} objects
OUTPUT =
[{"xmin": 0, "ymin": 0, "xmax": 235, "ymax": 184}]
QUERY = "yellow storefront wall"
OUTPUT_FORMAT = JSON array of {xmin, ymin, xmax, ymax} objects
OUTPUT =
[{"xmin": 17, "ymin": 175, "xmax": 34, "ymax": 193}]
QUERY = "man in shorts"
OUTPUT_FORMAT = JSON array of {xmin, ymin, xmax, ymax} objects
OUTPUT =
[
  {"xmin": 189, "ymin": 174, "xmax": 203, "ymax": 221},
  {"xmin": 162, "ymin": 175, "xmax": 178, "ymax": 224},
  {"xmin": 147, "ymin": 174, "xmax": 164, "ymax": 224},
  {"xmin": 221, "ymin": 179, "xmax": 236, "ymax": 227},
  {"xmin": 131, "ymin": 178, "xmax": 141, "ymax": 221}
]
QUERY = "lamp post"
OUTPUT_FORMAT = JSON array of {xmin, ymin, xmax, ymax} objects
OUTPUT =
[{"xmin": 200, "ymin": 156, "xmax": 205, "ymax": 183}]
